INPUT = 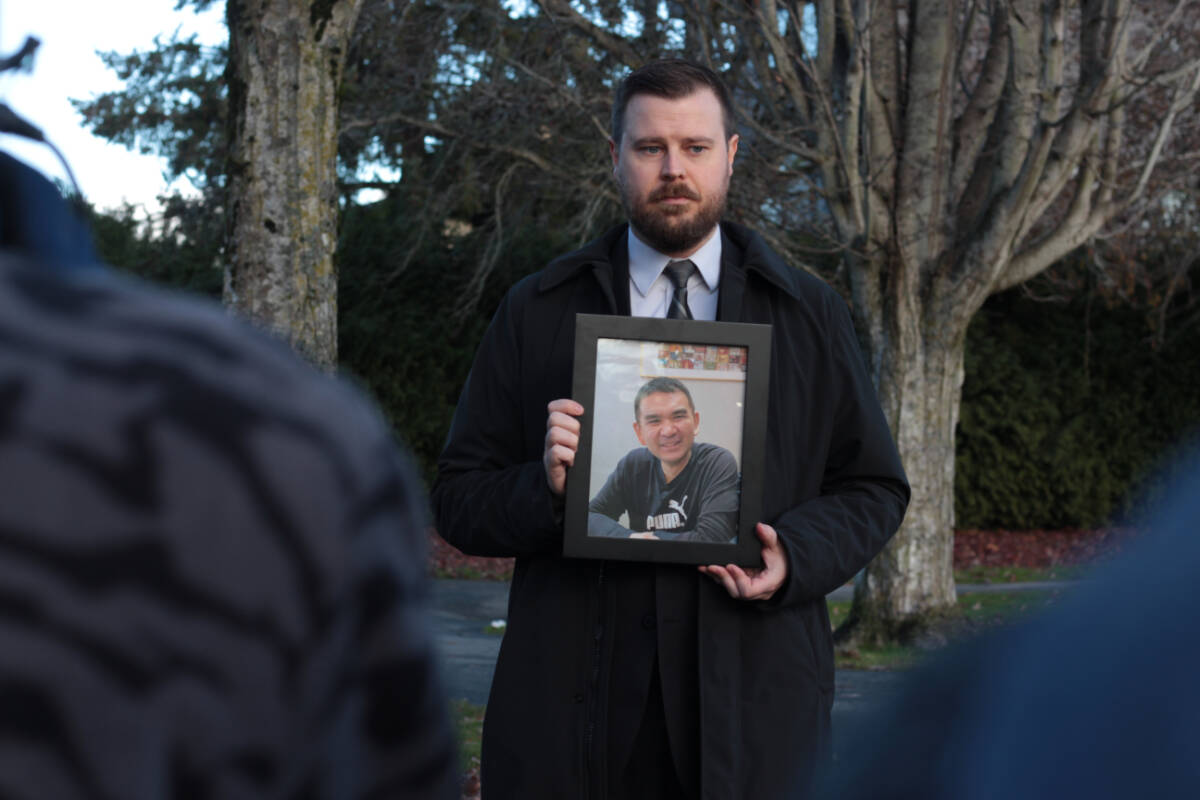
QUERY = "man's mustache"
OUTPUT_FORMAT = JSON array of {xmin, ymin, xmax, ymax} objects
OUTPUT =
[{"xmin": 649, "ymin": 186, "xmax": 700, "ymax": 202}]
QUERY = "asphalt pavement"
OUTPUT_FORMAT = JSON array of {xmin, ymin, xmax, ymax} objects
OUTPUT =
[
  {"xmin": 429, "ymin": 577, "xmax": 1071, "ymax": 758},
  {"xmin": 428, "ymin": 578, "xmax": 915, "ymax": 708}
]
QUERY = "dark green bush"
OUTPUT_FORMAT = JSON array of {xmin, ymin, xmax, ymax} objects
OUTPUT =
[
  {"xmin": 336, "ymin": 194, "xmax": 586, "ymax": 486},
  {"xmin": 90, "ymin": 199, "xmax": 223, "ymax": 299},
  {"xmin": 93, "ymin": 198, "xmax": 1200, "ymax": 526},
  {"xmin": 956, "ymin": 279, "xmax": 1200, "ymax": 529}
]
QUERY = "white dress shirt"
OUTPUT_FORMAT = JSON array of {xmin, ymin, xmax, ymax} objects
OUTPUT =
[{"xmin": 627, "ymin": 226, "xmax": 721, "ymax": 321}]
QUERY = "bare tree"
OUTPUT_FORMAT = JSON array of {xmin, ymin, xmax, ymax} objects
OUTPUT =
[
  {"xmin": 709, "ymin": 0, "xmax": 1200, "ymax": 641},
  {"xmin": 225, "ymin": 0, "xmax": 365, "ymax": 368}
]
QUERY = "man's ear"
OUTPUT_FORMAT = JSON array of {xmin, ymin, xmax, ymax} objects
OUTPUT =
[
  {"xmin": 610, "ymin": 137, "xmax": 619, "ymax": 170},
  {"xmin": 693, "ymin": 411, "xmax": 700, "ymax": 433},
  {"xmin": 726, "ymin": 134, "xmax": 739, "ymax": 175},
  {"xmin": 633, "ymin": 420, "xmax": 648, "ymax": 445}
]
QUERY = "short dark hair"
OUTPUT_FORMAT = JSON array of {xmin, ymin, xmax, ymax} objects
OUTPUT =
[
  {"xmin": 611, "ymin": 59, "xmax": 736, "ymax": 147},
  {"xmin": 634, "ymin": 377, "xmax": 695, "ymax": 420}
]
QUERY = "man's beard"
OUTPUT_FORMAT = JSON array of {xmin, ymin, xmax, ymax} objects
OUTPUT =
[{"xmin": 620, "ymin": 181, "xmax": 727, "ymax": 255}]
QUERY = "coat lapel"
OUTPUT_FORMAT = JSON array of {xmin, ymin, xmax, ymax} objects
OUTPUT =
[
  {"xmin": 594, "ymin": 227, "xmax": 631, "ymax": 316},
  {"xmin": 716, "ymin": 226, "xmax": 746, "ymax": 322}
]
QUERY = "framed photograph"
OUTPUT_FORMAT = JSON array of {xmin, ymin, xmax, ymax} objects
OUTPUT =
[{"xmin": 563, "ymin": 314, "xmax": 771, "ymax": 567}]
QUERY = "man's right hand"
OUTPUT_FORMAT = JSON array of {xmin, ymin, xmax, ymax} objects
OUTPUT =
[{"xmin": 544, "ymin": 399, "xmax": 585, "ymax": 496}]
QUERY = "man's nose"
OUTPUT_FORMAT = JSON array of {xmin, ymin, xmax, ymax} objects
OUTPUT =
[{"xmin": 660, "ymin": 147, "xmax": 684, "ymax": 178}]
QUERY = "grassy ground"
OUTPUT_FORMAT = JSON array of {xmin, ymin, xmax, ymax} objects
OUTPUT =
[
  {"xmin": 954, "ymin": 563, "xmax": 1089, "ymax": 583},
  {"xmin": 433, "ymin": 564, "xmax": 511, "ymax": 581},
  {"xmin": 958, "ymin": 588, "xmax": 1061, "ymax": 621},
  {"xmin": 451, "ymin": 698, "xmax": 485, "ymax": 771},
  {"xmin": 831, "ymin": 587, "xmax": 1064, "ymax": 669}
]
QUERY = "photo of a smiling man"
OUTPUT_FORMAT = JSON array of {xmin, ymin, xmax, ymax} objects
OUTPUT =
[{"xmin": 588, "ymin": 376, "xmax": 739, "ymax": 543}]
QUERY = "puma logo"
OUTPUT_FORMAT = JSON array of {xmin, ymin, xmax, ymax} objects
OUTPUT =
[{"xmin": 668, "ymin": 496, "xmax": 688, "ymax": 522}]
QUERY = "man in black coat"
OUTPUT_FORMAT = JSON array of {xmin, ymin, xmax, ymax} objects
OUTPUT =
[{"xmin": 434, "ymin": 59, "xmax": 910, "ymax": 799}]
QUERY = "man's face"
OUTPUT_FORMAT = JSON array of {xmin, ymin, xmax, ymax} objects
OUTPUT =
[
  {"xmin": 610, "ymin": 88, "xmax": 739, "ymax": 258},
  {"xmin": 634, "ymin": 390, "xmax": 699, "ymax": 470}
]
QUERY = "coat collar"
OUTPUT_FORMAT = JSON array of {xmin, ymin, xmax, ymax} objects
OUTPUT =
[{"xmin": 537, "ymin": 221, "xmax": 805, "ymax": 305}]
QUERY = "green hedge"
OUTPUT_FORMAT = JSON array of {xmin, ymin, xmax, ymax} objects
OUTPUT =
[
  {"xmin": 956, "ymin": 281, "xmax": 1200, "ymax": 529},
  {"xmin": 336, "ymin": 195, "xmax": 583, "ymax": 486},
  {"xmin": 93, "ymin": 203, "xmax": 1200, "ymax": 528}
]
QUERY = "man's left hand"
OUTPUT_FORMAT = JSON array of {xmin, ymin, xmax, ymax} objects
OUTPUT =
[
  {"xmin": 698, "ymin": 522, "xmax": 787, "ymax": 602},
  {"xmin": 629, "ymin": 532, "xmax": 659, "ymax": 540}
]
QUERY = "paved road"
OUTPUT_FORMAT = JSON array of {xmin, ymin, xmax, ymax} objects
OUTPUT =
[
  {"xmin": 431, "ymin": 580, "xmax": 510, "ymax": 707},
  {"xmin": 430, "ymin": 578, "xmax": 1071, "ymax": 756},
  {"xmin": 430, "ymin": 579, "xmax": 920, "ymax": 708}
]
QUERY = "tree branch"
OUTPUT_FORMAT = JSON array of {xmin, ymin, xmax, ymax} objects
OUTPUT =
[
  {"xmin": 497, "ymin": 54, "xmax": 611, "ymax": 141},
  {"xmin": 992, "ymin": 0, "xmax": 1048, "ymax": 199},
  {"xmin": 859, "ymin": 0, "xmax": 898, "ymax": 251},
  {"xmin": 894, "ymin": 0, "xmax": 957, "ymax": 272},
  {"xmin": 950, "ymin": 2, "xmax": 1009, "ymax": 201},
  {"xmin": 1129, "ymin": 0, "xmax": 1195, "ymax": 74},
  {"xmin": 340, "ymin": 110, "xmax": 616, "ymax": 201},
  {"xmin": 1000, "ymin": 63, "xmax": 1199, "ymax": 293},
  {"xmin": 1116, "ymin": 62, "xmax": 1200, "ymax": 209},
  {"xmin": 534, "ymin": 0, "xmax": 645, "ymax": 67}
]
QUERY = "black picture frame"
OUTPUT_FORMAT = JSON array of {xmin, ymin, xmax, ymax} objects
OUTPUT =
[{"xmin": 563, "ymin": 313, "xmax": 771, "ymax": 567}]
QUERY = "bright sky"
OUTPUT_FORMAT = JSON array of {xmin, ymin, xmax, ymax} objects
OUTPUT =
[{"xmin": 0, "ymin": 0, "xmax": 227, "ymax": 213}]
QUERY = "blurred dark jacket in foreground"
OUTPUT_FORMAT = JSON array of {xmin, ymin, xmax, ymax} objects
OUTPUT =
[
  {"xmin": 0, "ymin": 151, "xmax": 96, "ymax": 271},
  {"xmin": 0, "ymin": 155, "xmax": 457, "ymax": 799},
  {"xmin": 819, "ymin": 454, "xmax": 1200, "ymax": 799}
]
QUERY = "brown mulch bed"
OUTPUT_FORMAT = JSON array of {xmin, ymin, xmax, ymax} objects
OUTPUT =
[
  {"xmin": 428, "ymin": 531, "xmax": 515, "ymax": 580},
  {"xmin": 430, "ymin": 527, "xmax": 1137, "ymax": 580},
  {"xmin": 953, "ymin": 527, "xmax": 1135, "ymax": 568}
]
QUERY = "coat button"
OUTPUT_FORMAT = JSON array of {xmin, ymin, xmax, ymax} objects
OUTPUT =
[
  {"xmin": 641, "ymin": 614, "xmax": 656, "ymax": 630},
  {"xmin": 573, "ymin": 693, "xmax": 585, "ymax": 703}
]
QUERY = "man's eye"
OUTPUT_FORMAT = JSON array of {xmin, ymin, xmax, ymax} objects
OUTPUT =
[
  {"xmin": 641, "ymin": 146, "xmax": 661, "ymax": 155},
  {"xmin": 689, "ymin": 146, "xmax": 707, "ymax": 154}
]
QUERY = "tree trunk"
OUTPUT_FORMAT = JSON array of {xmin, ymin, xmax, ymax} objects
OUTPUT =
[
  {"xmin": 224, "ymin": 0, "xmax": 363, "ymax": 369},
  {"xmin": 839, "ymin": 242, "xmax": 975, "ymax": 642},
  {"xmin": 842, "ymin": 317, "xmax": 966, "ymax": 643}
]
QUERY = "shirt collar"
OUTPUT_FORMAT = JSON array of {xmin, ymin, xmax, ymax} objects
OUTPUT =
[{"xmin": 627, "ymin": 225, "xmax": 722, "ymax": 300}]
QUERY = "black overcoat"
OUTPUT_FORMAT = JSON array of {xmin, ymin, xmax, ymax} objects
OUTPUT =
[{"xmin": 433, "ymin": 222, "xmax": 910, "ymax": 798}]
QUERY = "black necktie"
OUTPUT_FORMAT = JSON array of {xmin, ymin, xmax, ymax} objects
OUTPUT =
[{"xmin": 664, "ymin": 260, "xmax": 696, "ymax": 320}]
